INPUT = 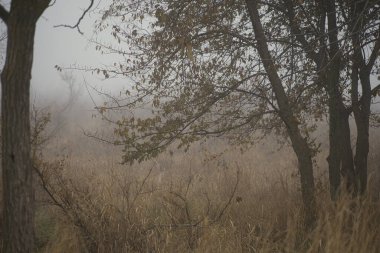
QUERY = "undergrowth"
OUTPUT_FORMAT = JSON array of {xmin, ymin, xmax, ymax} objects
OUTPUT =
[{"xmin": 33, "ymin": 145, "xmax": 380, "ymax": 253}]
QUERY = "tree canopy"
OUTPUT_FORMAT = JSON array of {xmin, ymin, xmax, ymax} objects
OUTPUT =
[
  {"xmin": 94, "ymin": 0, "xmax": 330, "ymax": 164},
  {"xmin": 82, "ymin": 0, "xmax": 380, "ymax": 227}
]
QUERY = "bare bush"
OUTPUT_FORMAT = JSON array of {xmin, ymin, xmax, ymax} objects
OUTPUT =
[{"xmin": 34, "ymin": 153, "xmax": 239, "ymax": 252}]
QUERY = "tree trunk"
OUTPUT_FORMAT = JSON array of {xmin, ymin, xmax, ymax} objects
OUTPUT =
[
  {"xmin": 245, "ymin": 0, "xmax": 316, "ymax": 228},
  {"xmin": 284, "ymin": 0, "xmax": 376, "ymax": 199},
  {"xmin": 324, "ymin": 0, "xmax": 357, "ymax": 199},
  {"xmin": 326, "ymin": 94, "xmax": 342, "ymax": 199},
  {"xmin": 354, "ymin": 118, "xmax": 369, "ymax": 195},
  {"xmin": 340, "ymin": 110, "xmax": 356, "ymax": 194},
  {"xmin": 349, "ymin": 0, "xmax": 373, "ymax": 196},
  {"xmin": 324, "ymin": 0, "xmax": 342, "ymax": 200},
  {"xmin": 354, "ymin": 74, "xmax": 371, "ymax": 195},
  {"xmin": 1, "ymin": 1, "xmax": 49, "ymax": 252}
]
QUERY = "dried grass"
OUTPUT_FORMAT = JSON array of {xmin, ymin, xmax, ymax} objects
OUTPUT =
[{"xmin": 33, "ymin": 139, "xmax": 380, "ymax": 253}]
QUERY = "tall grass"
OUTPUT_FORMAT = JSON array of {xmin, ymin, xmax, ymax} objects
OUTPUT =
[{"xmin": 33, "ymin": 139, "xmax": 380, "ymax": 253}]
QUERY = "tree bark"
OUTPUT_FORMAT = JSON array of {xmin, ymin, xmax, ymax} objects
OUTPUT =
[
  {"xmin": 245, "ymin": 0, "xmax": 316, "ymax": 228},
  {"xmin": 280, "ymin": 0, "xmax": 377, "ymax": 199},
  {"xmin": 326, "ymin": 76, "xmax": 356, "ymax": 197},
  {"xmin": 354, "ymin": 73, "xmax": 371, "ymax": 195},
  {"xmin": 284, "ymin": 0, "xmax": 356, "ymax": 199},
  {"xmin": 323, "ymin": 0, "xmax": 358, "ymax": 198},
  {"xmin": 326, "ymin": 88, "xmax": 342, "ymax": 199},
  {"xmin": 325, "ymin": 0, "xmax": 343, "ymax": 199},
  {"xmin": 1, "ymin": 1, "xmax": 50, "ymax": 252},
  {"xmin": 349, "ymin": 0, "xmax": 377, "ymax": 195},
  {"xmin": 340, "ymin": 110, "xmax": 356, "ymax": 194}
]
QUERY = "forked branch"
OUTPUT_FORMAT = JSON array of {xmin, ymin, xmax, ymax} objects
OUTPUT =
[
  {"xmin": 54, "ymin": 0, "xmax": 94, "ymax": 34},
  {"xmin": 0, "ymin": 4, "xmax": 9, "ymax": 24}
]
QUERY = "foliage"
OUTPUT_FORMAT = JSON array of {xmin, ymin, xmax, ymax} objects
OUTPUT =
[{"xmin": 92, "ymin": 0, "xmax": 328, "ymax": 164}]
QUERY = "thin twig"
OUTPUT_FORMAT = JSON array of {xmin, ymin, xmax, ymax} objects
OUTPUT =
[{"xmin": 54, "ymin": 0, "xmax": 94, "ymax": 35}]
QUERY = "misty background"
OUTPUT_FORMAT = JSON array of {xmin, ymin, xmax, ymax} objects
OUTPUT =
[
  {"xmin": 27, "ymin": 0, "xmax": 126, "ymax": 157},
  {"xmin": 0, "ymin": 0, "xmax": 379, "ymax": 163}
]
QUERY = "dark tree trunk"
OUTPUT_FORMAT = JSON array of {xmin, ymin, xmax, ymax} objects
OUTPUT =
[
  {"xmin": 340, "ymin": 110, "xmax": 356, "ymax": 194},
  {"xmin": 349, "ymin": 0, "xmax": 376, "ymax": 196},
  {"xmin": 1, "ymin": 1, "xmax": 49, "ymax": 252},
  {"xmin": 354, "ymin": 119, "xmax": 369, "ymax": 195},
  {"xmin": 326, "ymin": 93, "xmax": 342, "ymax": 199},
  {"xmin": 2, "ymin": 13, "xmax": 36, "ymax": 253},
  {"xmin": 284, "ymin": 0, "xmax": 353, "ymax": 200},
  {"xmin": 284, "ymin": 0, "xmax": 378, "ymax": 199},
  {"xmin": 324, "ymin": 0, "xmax": 356, "ymax": 198},
  {"xmin": 245, "ymin": 0, "xmax": 316, "ymax": 228},
  {"xmin": 325, "ymin": 0, "xmax": 342, "ymax": 200},
  {"xmin": 354, "ymin": 74, "xmax": 371, "ymax": 195},
  {"xmin": 327, "ymin": 74, "xmax": 357, "ymax": 197},
  {"xmin": 327, "ymin": 101, "xmax": 356, "ymax": 197}
]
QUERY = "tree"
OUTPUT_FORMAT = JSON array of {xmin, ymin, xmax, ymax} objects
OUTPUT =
[
  {"xmin": 0, "ymin": 1, "xmax": 97, "ymax": 251},
  {"xmin": 0, "ymin": 1, "xmax": 50, "ymax": 251},
  {"xmin": 348, "ymin": 0, "xmax": 380, "ymax": 195},
  {"xmin": 93, "ymin": 0, "xmax": 321, "ymax": 227},
  {"xmin": 245, "ymin": 0, "xmax": 317, "ymax": 227},
  {"xmin": 279, "ymin": 0, "xmax": 380, "ymax": 197},
  {"xmin": 92, "ymin": 0, "xmax": 380, "ymax": 222}
]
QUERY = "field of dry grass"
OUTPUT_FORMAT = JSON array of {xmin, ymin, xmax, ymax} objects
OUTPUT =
[{"xmin": 31, "ymin": 127, "xmax": 380, "ymax": 253}]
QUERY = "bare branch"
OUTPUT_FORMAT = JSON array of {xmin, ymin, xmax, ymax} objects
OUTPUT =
[
  {"xmin": 0, "ymin": 4, "xmax": 9, "ymax": 24},
  {"xmin": 371, "ymin": 84, "xmax": 380, "ymax": 97},
  {"xmin": 54, "ymin": 0, "xmax": 94, "ymax": 35},
  {"xmin": 33, "ymin": 165, "xmax": 67, "ymax": 212},
  {"xmin": 347, "ymin": 84, "xmax": 380, "ymax": 114},
  {"xmin": 283, "ymin": 0, "xmax": 320, "ymax": 65},
  {"xmin": 213, "ymin": 167, "xmax": 240, "ymax": 223},
  {"xmin": 366, "ymin": 24, "xmax": 380, "ymax": 72},
  {"xmin": 48, "ymin": 0, "xmax": 57, "ymax": 7}
]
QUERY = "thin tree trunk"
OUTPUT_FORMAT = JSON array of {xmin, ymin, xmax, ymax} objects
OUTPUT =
[
  {"xmin": 325, "ymin": 0, "xmax": 342, "ymax": 200},
  {"xmin": 349, "ymin": 0, "xmax": 374, "ymax": 196},
  {"xmin": 245, "ymin": 0, "xmax": 316, "ymax": 228},
  {"xmin": 284, "ymin": 0, "xmax": 377, "ymax": 199},
  {"xmin": 354, "ymin": 74, "xmax": 371, "ymax": 195},
  {"xmin": 324, "ymin": 0, "xmax": 357, "ymax": 199},
  {"xmin": 284, "ymin": 0, "xmax": 355, "ymax": 200},
  {"xmin": 326, "ymin": 94, "xmax": 342, "ymax": 199},
  {"xmin": 340, "ymin": 110, "xmax": 356, "ymax": 194},
  {"xmin": 1, "ymin": 1, "xmax": 49, "ymax": 252},
  {"xmin": 355, "ymin": 120, "xmax": 369, "ymax": 194}
]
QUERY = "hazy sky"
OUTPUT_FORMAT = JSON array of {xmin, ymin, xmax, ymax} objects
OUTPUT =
[
  {"xmin": 2, "ymin": 0, "xmax": 380, "ymax": 111},
  {"xmin": 32, "ymin": 0, "xmax": 119, "ymax": 106}
]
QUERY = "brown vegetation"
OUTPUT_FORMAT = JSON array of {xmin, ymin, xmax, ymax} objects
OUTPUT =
[{"xmin": 31, "ymin": 133, "xmax": 380, "ymax": 252}]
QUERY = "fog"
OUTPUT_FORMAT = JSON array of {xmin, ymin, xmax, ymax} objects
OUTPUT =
[
  {"xmin": 1, "ymin": 0, "xmax": 379, "ymax": 155},
  {"xmin": 20, "ymin": 3, "xmax": 114, "ymax": 123},
  {"xmin": 1, "ymin": 2, "xmax": 380, "ymax": 252},
  {"xmin": 23, "ymin": 0, "xmax": 126, "ymax": 156}
]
